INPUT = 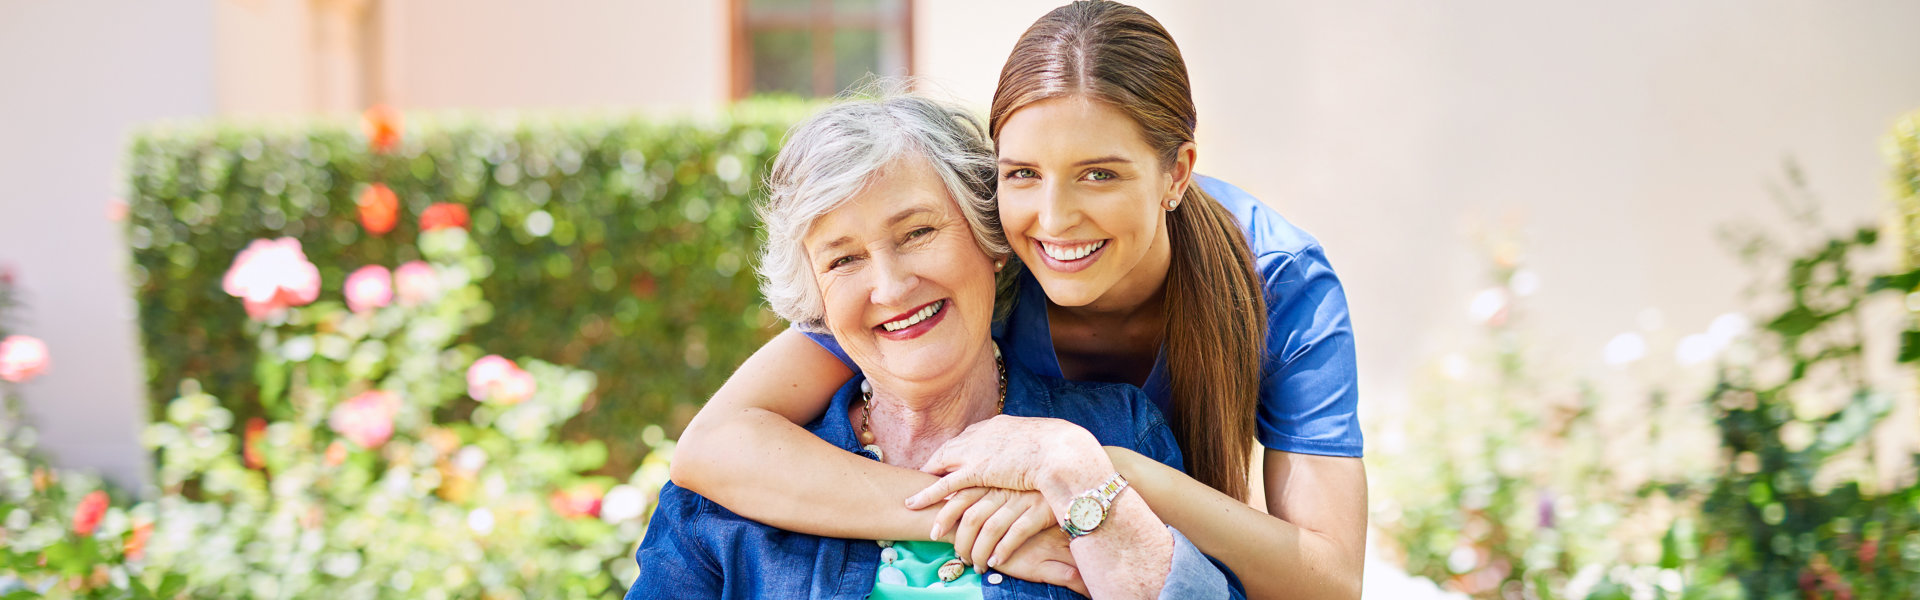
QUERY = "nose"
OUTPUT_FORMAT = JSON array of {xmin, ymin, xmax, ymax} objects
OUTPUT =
[
  {"xmin": 868, "ymin": 249, "xmax": 919, "ymax": 309},
  {"xmin": 1036, "ymin": 179, "xmax": 1080, "ymax": 235}
]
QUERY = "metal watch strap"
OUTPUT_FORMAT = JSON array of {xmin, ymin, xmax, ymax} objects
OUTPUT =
[{"xmin": 1061, "ymin": 472, "xmax": 1129, "ymax": 539}]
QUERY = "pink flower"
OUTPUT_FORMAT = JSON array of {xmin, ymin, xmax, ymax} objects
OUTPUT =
[
  {"xmin": 467, "ymin": 355, "xmax": 536, "ymax": 404},
  {"xmin": 0, "ymin": 335, "xmax": 50, "ymax": 383},
  {"xmin": 72, "ymin": 490, "xmax": 109, "ymax": 537},
  {"xmin": 393, "ymin": 261, "xmax": 439, "ymax": 307},
  {"xmin": 329, "ymin": 390, "xmax": 399, "ymax": 449},
  {"xmin": 222, "ymin": 238, "xmax": 321, "ymax": 319},
  {"xmin": 344, "ymin": 265, "xmax": 394, "ymax": 313}
]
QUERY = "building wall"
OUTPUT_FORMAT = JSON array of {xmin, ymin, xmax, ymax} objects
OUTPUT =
[
  {"xmin": 914, "ymin": 0, "xmax": 1920, "ymax": 420},
  {"xmin": 378, "ymin": 0, "xmax": 728, "ymax": 112},
  {"xmin": 0, "ymin": 0, "xmax": 219, "ymax": 488}
]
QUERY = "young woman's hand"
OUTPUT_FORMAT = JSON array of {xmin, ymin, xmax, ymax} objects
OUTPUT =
[
  {"xmin": 929, "ymin": 487, "xmax": 1057, "ymax": 572},
  {"xmin": 988, "ymin": 525, "xmax": 1086, "ymax": 597},
  {"xmin": 906, "ymin": 415, "xmax": 1111, "ymax": 509}
]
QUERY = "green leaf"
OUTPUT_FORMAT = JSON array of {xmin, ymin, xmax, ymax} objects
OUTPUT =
[
  {"xmin": 1902, "ymin": 330, "xmax": 1920, "ymax": 363},
  {"xmin": 1765, "ymin": 305, "xmax": 1825, "ymax": 338},
  {"xmin": 1867, "ymin": 268, "xmax": 1920, "ymax": 292},
  {"xmin": 156, "ymin": 573, "xmax": 188, "ymax": 599}
]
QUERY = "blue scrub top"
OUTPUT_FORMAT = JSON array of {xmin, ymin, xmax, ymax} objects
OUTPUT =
[{"xmin": 803, "ymin": 175, "xmax": 1363, "ymax": 458}]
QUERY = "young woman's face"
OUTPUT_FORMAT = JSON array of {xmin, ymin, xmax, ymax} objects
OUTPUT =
[
  {"xmin": 804, "ymin": 157, "xmax": 1000, "ymax": 390},
  {"xmin": 995, "ymin": 96, "xmax": 1181, "ymax": 311}
]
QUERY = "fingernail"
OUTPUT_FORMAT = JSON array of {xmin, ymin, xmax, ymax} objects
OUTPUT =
[
  {"xmin": 974, "ymin": 564, "xmax": 984, "ymax": 575},
  {"xmin": 929, "ymin": 526, "xmax": 943, "ymax": 540},
  {"xmin": 987, "ymin": 557, "xmax": 999, "ymax": 569}
]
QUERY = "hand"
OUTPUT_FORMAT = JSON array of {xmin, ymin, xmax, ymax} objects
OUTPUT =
[
  {"xmin": 904, "ymin": 416, "xmax": 1108, "ymax": 510},
  {"xmin": 991, "ymin": 526, "xmax": 1087, "ymax": 597},
  {"xmin": 929, "ymin": 487, "xmax": 1057, "ymax": 573}
]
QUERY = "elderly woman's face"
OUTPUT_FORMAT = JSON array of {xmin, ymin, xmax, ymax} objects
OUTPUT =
[{"xmin": 804, "ymin": 157, "xmax": 998, "ymax": 388}]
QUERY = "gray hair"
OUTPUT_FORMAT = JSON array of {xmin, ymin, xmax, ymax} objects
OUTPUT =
[{"xmin": 757, "ymin": 91, "xmax": 1018, "ymax": 333}]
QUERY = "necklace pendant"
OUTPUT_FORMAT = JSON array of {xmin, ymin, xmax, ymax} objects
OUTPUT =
[{"xmin": 863, "ymin": 444, "xmax": 885, "ymax": 462}]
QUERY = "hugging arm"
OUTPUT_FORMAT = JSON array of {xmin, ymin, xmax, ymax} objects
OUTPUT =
[
  {"xmin": 1106, "ymin": 447, "xmax": 1367, "ymax": 600},
  {"xmin": 669, "ymin": 328, "xmax": 935, "ymax": 540}
]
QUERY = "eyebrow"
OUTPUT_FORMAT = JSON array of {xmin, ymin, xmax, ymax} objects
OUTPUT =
[
  {"xmin": 997, "ymin": 156, "xmax": 1133, "ymax": 168},
  {"xmin": 811, "ymin": 206, "xmax": 938, "ymax": 254}
]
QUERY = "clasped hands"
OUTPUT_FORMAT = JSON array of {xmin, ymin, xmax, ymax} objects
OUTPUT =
[{"xmin": 905, "ymin": 415, "xmax": 1115, "ymax": 597}]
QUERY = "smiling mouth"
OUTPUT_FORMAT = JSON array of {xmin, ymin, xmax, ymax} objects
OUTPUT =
[
  {"xmin": 879, "ymin": 299, "xmax": 946, "ymax": 332},
  {"xmin": 1039, "ymin": 240, "xmax": 1106, "ymax": 262}
]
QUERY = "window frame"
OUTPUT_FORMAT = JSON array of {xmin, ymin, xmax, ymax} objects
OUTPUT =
[{"xmin": 729, "ymin": 0, "xmax": 915, "ymax": 99}]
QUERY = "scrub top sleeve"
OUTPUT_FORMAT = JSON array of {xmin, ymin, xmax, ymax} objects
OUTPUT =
[
  {"xmin": 1255, "ymin": 244, "xmax": 1365, "ymax": 458},
  {"xmin": 798, "ymin": 327, "xmax": 859, "ymax": 373}
]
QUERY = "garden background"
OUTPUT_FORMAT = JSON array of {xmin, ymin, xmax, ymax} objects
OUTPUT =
[{"xmin": 6, "ymin": 1, "xmax": 1920, "ymax": 598}]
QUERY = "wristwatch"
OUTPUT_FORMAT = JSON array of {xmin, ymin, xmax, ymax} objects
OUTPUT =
[{"xmin": 1061, "ymin": 472, "xmax": 1129, "ymax": 539}]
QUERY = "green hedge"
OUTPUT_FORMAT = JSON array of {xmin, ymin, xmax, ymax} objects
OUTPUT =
[{"xmin": 123, "ymin": 102, "xmax": 810, "ymax": 473}]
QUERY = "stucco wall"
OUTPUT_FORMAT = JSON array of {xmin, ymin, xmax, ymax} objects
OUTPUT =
[{"xmin": 0, "ymin": 0, "xmax": 219, "ymax": 488}]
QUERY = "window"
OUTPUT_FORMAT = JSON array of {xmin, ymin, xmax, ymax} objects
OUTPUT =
[{"xmin": 731, "ymin": 0, "xmax": 912, "ymax": 99}]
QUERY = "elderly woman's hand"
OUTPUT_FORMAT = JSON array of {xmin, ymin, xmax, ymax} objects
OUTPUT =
[
  {"xmin": 990, "ymin": 525, "xmax": 1087, "ymax": 597},
  {"xmin": 930, "ymin": 487, "xmax": 1056, "ymax": 573},
  {"xmin": 905, "ymin": 416, "xmax": 1110, "ymax": 509}
]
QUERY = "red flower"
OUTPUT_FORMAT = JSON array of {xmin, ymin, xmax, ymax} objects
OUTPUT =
[
  {"xmin": 72, "ymin": 490, "xmax": 109, "ymax": 537},
  {"xmin": 358, "ymin": 184, "xmax": 399, "ymax": 235},
  {"xmin": 124, "ymin": 521, "xmax": 153, "ymax": 561},
  {"xmin": 243, "ymin": 417, "xmax": 268, "ymax": 470},
  {"xmin": 420, "ymin": 203, "xmax": 470, "ymax": 231},
  {"xmin": 549, "ymin": 483, "xmax": 605, "ymax": 519},
  {"xmin": 362, "ymin": 104, "xmax": 403, "ymax": 154}
]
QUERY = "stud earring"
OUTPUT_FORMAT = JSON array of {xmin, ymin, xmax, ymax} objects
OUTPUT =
[
  {"xmin": 1164, "ymin": 199, "xmax": 1180, "ymax": 211},
  {"xmin": 993, "ymin": 260, "xmax": 1005, "ymax": 272}
]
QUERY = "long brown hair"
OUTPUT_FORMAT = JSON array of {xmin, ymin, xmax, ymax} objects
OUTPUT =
[{"xmin": 989, "ymin": 1, "xmax": 1267, "ymax": 500}]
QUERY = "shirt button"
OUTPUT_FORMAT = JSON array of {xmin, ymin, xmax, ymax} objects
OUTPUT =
[{"xmin": 987, "ymin": 573, "xmax": 1004, "ymax": 585}]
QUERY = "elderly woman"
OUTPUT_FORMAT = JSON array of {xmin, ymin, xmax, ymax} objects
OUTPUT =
[{"xmin": 626, "ymin": 94, "xmax": 1236, "ymax": 599}]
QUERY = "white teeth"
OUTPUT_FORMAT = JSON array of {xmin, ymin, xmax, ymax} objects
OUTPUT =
[
  {"xmin": 1042, "ymin": 240, "xmax": 1105, "ymax": 262},
  {"xmin": 881, "ymin": 300, "xmax": 944, "ymax": 332}
]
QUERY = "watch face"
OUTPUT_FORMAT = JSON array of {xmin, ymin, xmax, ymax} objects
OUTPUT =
[{"xmin": 1067, "ymin": 497, "xmax": 1103, "ymax": 531}]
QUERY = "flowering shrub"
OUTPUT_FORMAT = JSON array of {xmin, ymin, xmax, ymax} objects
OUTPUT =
[
  {"xmin": 116, "ymin": 225, "xmax": 675, "ymax": 598},
  {"xmin": 123, "ymin": 101, "xmax": 810, "ymax": 475},
  {"xmin": 8, "ymin": 133, "xmax": 679, "ymax": 595},
  {"xmin": 1, "ymin": 272, "xmax": 187, "ymax": 599},
  {"xmin": 1373, "ymin": 160, "xmax": 1920, "ymax": 598}
]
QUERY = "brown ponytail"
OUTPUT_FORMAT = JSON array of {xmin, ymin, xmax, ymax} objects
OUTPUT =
[{"xmin": 990, "ymin": 1, "xmax": 1266, "ymax": 500}]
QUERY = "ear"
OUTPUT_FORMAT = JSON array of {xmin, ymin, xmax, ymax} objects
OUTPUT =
[{"xmin": 1166, "ymin": 141, "xmax": 1198, "ymax": 201}]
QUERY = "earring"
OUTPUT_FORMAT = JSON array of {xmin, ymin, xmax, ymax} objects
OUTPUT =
[
  {"xmin": 1164, "ymin": 199, "xmax": 1180, "ymax": 211},
  {"xmin": 993, "ymin": 260, "xmax": 1005, "ymax": 272}
]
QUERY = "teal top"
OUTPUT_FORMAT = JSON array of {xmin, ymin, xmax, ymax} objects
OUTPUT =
[{"xmin": 870, "ymin": 540, "xmax": 983, "ymax": 599}]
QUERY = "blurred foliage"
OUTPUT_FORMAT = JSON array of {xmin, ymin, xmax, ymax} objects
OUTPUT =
[
  {"xmin": 1375, "ymin": 140, "xmax": 1920, "ymax": 598},
  {"xmin": 122, "ymin": 100, "xmax": 812, "ymax": 475},
  {"xmin": 5, "ymin": 228, "xmax": 681, "ymax": 598},
  {"xmin": 1369, "ymin": 239, "xmax": 1723, "ymax": 599},
  {"xmin": 2, "ymin": 273, "xmax": 187, "ymax": 599},
  {"xmin": 1684, "ymin": 217, "xmax": 1920, "ymax": 599}
]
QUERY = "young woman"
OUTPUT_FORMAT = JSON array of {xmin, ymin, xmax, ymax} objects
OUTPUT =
[{"xmin": 673, "ymin": 2, "xmax": 1366, "ymax": 598}]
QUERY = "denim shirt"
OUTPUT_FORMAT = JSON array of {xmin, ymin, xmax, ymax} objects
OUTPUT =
[
  {"xmin": 627, "ymin": 361, "xmax": 1243, "ymax": 599},
  {"xmin": 806, "ymin": 175, "xmax": 1364, "ymax": 458}
]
